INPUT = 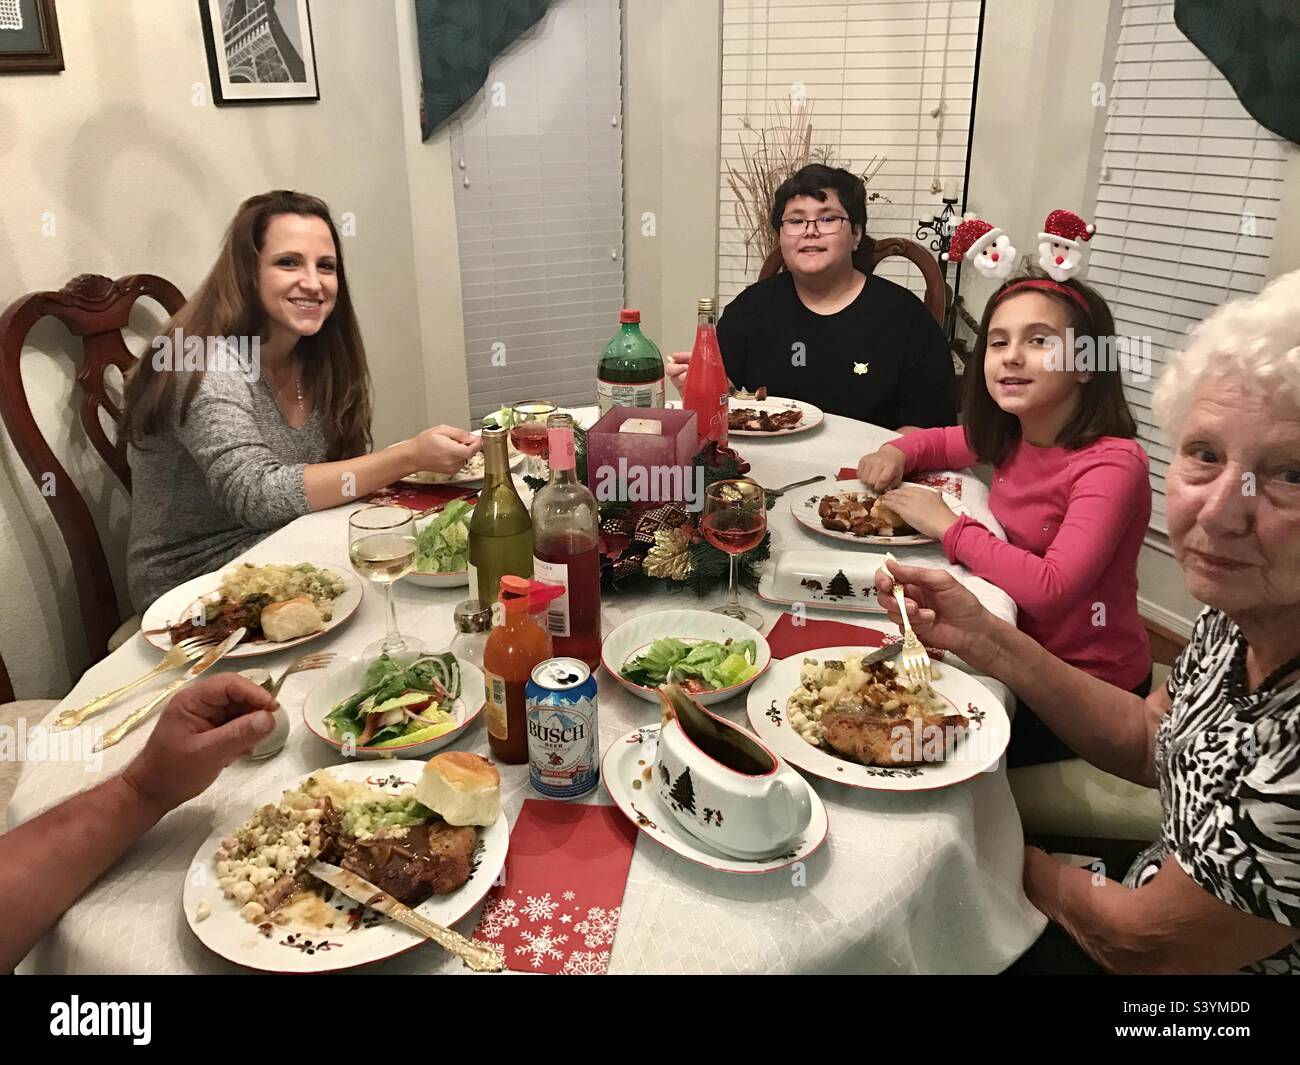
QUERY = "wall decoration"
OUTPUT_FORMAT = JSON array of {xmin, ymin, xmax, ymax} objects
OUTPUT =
[
  {"xmin": 199, "ymin": 0, "xmax": 318, "ymax": 105},
  {"xmin": 0, "ymin": 0, "xmax": 63, "ymax": 73}
]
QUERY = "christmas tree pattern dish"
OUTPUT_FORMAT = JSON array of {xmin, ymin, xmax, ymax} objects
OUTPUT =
[{"xmin": 653, "ymin": 684, "xmax": 811, "ymax": 859}]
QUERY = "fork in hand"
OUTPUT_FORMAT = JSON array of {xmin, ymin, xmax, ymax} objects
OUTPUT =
[
  {"xmin": 883, "ymin": 552, "xmax": 933, "ymax": 692},
  {"xmin": 55, "ymin": 635, "xmax": 219, "ymax": 729},
  {"xmin": 269, "ymin": 651, "xmax": 336, "ymax": 697}
]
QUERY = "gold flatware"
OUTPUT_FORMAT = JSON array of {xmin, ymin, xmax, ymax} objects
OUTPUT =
[
  {"xmin": 307, "ymin": 861, "xmax": 504, "ymax": 973},
  {"xmin": 55, "ymin": 635, "xmax": 219, "ymax": 730},
  {"xmin": 268, "ymin": 651, "xmax": 335, "ymax": 698},
  {"xmin": 94, "ymin": 628, "xmax": 247, "ymax": 752},
  {"xmin": 884, "ymin": 553, "xmax": 933, "ymax": 691}
]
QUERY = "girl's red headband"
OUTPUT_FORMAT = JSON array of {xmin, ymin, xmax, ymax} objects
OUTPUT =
[{"xmin": 990, "ymin": 278, "xmax": 1092, "ymax": 323}]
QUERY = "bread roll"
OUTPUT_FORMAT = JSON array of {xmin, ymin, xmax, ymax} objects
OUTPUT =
[
  {"xmin": 260, "ymin": 596, "xmax": 325, "ymax": 642},
  {"xmin": 416, "ymin": 751, "xmax": 501, "ymax": 826}
]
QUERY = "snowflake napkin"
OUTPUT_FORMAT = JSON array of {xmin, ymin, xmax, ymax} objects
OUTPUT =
[
  {"xmin": 766, "ymin": 614, "xmax": 945, "ymax": 661},
  {"xmin": 835, "ymin": 466, "xmax": 963, "ymax": 499},
  {"xmin": 363, "ymin": 481, "xmax": 476, "ymax": 516},
  {"xmin": 470, "ymin": 800, "xmax": 638, "ymax": 975}
]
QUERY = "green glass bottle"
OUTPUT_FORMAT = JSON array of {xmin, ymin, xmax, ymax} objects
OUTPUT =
[
  {"xmin": 467, "ymin": 427, "xmax": 533, "ymax": 608},
  {"xmin": 596, "ymin": 308, "xmax": 665, "ymax": 414}
]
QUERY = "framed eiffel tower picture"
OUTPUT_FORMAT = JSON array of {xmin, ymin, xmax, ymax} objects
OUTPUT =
[{"xmin": 199, "ymin": 0, "xmax": 319, "ymax": 105}]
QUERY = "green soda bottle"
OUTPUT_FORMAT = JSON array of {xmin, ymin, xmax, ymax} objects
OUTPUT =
[{"xmin": 596, "ymin": 309, "xmax": 665, "ymax": 414}]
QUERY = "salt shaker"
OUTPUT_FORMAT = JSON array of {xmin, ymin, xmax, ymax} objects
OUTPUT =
[
  {"xmin": 238, "ymin": 667, "xmax": 290, "ymax": 760},
  {"xmin": 449, "ymin": 599, "xmax": 492, "ymax": 672}
]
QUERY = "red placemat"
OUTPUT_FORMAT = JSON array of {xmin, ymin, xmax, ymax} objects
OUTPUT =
[
  {"xmin": 835, "ymin": 467, "xmax": 963, "ymax": 499},
  {"xmin": 767, "ymin": 613, "xmax": 945, "ymax": 661},
  {"xmin": 470, "ymin": 800, "xmax": 638, "ymax": 975},
  {"xmin": 363, "ymin": 481, "xmax": 476, "ymax": 515}
]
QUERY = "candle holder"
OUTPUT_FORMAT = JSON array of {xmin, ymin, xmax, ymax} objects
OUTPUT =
[
  {"xmin": 917, "ymin": 194, "xmax": 961, "ymax": 260},
  {"xmin": 585, "ymin": 407, "xmax": 699, "ymax": 508}
]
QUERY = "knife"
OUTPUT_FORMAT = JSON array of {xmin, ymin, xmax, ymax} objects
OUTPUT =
[
  {"xmin": 94, "ymin": 627, "xmax": 248, "ymax": 752},
  {"xmin": 861, "ymin": 642, "xmax": 904, "ymax": 666},
  {"xmin": 308, "ymin": 861, "xmax": 504, "ymax": 973}
]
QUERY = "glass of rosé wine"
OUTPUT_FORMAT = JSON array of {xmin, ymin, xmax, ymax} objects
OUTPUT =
[
  {"xmin": 701, "ymin": 478, "xmax": 766, "ymax": 629},
  {"xmin": 510, "ymin": 401, "xmax": 557, "ymax": 478}
]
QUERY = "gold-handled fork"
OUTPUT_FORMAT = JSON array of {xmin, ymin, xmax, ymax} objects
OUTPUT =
[
  {"xmin": 268, "ymin": 652, "xmax": 336, "ymax": 697},
  {"xmin": 55, "ymin": 636, "xmax": 219, "ymax": 730},
  {"xmin": 883, "ymin": 552, "xmax": 933, "ymax": 691}
]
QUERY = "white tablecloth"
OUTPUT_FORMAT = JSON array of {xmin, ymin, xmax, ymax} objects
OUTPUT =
[{"xmin": 11, "ymin": 412, "xmax": 1046, "ymax": 973}]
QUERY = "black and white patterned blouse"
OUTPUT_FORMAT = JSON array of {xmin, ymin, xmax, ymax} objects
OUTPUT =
[{"xmin": 1123, "ymin": 608, "xmax": 1300, "ymax": 974}]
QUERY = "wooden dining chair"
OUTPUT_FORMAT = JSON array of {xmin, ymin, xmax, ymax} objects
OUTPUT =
[
  {"xmin": 757, "ymin": 236, "xmax": 946, "ymax": 325},
  {"xmin": 0, "ymin": 272, "xmax": 185, "ymax": 663}
]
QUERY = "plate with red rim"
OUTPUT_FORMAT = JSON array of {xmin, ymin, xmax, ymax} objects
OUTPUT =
[
  {"xmin": 600, "ymin": 609, "xmax": 772, "ymax": 707},
  {"xmin": 745, "ymin": 646, "xmax": 1010, "ymax": 792},
  {"xmin": 140, "ymin": 561, "xmax": 362, "ymax": 659},
  {"xmin": 301, "ymin": 653, "xmax": 486, "ymax": 760},
  {"xmin": 400, "ymin": 448, "xmax": 523, "ymax": 486},
  {"xmin": 183, "ymin": 759, "xmax": 509, "ymax": 973},
  {"xmin": 727, "ymin": 396, "xmax": 824, "ymax": 437},
  {"xmin": 789, "ymin": 480, "xmax": 967, "ymax": 547},
  {"xmin": 601, "ymin": 723, "xmax": 829, "ymax": 874}
]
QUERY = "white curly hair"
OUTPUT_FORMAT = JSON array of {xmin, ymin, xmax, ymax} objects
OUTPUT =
[{"xmin": 1153, "ymin": 268, "xmax": 1300, "ymax": 437}]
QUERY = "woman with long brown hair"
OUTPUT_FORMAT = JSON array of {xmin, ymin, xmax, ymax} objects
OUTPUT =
[{"xmin": 123, "ymin": 189, "xmax": 476, "ymax": 610}]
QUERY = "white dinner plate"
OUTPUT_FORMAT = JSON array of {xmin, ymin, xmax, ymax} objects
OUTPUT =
[
  {"xmin": 601, "ymin": 723, "xmax": 828, "ymax": 874},
  {"xmin": 758, "ymin": 548, "xmax": 890, "ymax": 614},
  {"xmin": 789, "ymin": 480, "xmax": 967, "ymax": 547},
  {"xmin": 302, "ymin": 653, "xmax": 486, "ymax": 759},
  {"xmin": 141, "ymin": 562, "xmax": 362, "ymax": 659},
  {"xmin": 600, "ymin": 609, "xmax": 772, "ymax": 707},
  {"xmin": 727, "ymin": 396, "xmax": 824, "ymax": 437},
  {"xmin": 400, "ymin": 448, "xmax": 523, "ymax": 486},
  {"xmin": 183, "ymin": 760, "xmax": 509, "ymax": 973},
  {"xmin": 746, "ymin": 646, "xmax": 1010, "ymax": 792}
]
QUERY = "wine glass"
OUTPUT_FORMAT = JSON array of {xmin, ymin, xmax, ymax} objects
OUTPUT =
[
  {"xmin": 348, "ymin": 505, "xmax": 425, "ymax": 658},
  {"xmin": 510, "ymin": 400, "xmax": 556, "ymax": 478},
  {"xmin": 701, "ymin": 478, "xmax": 767, "ymax": 629}
]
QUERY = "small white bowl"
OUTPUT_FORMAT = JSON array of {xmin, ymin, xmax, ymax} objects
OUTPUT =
[
  {"xmin": 302, "ymin": 654, "xmax": 485, "ymax": 759},
  {"xmin": 406, "ymin": 568, "xmax": 470, "ymax": 588},
  {"xmin": 600, "ymin": 609, "xmax": 771, "ymax": 707}
]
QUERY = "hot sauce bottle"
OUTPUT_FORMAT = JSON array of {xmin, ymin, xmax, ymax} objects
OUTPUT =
[{"xmin": 483, "ymin": 576, "xmax": 564, "ymax": 765}]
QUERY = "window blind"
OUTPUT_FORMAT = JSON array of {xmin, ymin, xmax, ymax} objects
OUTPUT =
[
  {"xmin": 719, "ymin": 0, "xmax": 982, "ymax": 306},
  {"xmin": 451, "ymin": 0, "xmax": 624, "ymax": 420},
  {"xmin": 1088, "ymin": 0, "xmax": 1286, "ymax": 533}
]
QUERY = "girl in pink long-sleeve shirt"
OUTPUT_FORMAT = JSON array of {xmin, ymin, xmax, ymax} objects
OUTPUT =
[{"xmin": 857, "ymin": 272, "xmax": 1153, "ymax": 765}]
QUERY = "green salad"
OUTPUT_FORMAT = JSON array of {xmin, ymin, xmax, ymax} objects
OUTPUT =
[
  {"xmin": 620, "ymin": 637, "xmax": 760, "ymax": 693},
  {"xmin": 415, "ymin": 500, "xmax": 472, "ymax": 573},
  {"xmin": 323, "ymin": 652, "xmax": 462, "ymax": 749}
]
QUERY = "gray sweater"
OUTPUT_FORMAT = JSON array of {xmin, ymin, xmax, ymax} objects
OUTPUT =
[{"xmin": 126, "ymin": 368, "xmax": 328, "ymax": 611}]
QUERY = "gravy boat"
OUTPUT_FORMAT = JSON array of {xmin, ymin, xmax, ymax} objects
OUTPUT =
[{"xmin": 655, "ymin": 684, "xmax": 811, "ymax": 859}]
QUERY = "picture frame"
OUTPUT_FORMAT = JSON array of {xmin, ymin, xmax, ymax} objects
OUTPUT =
[
  {"xmin": 198, "ymin": 0, "xmax": 319, "ymax": 106},
  {"xmin": 0, "ymin": 0, "xmax": 64, "ymax": 73}
]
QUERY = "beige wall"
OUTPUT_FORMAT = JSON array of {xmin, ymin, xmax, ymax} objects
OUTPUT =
[
  {"xmin": 0, "ymin": 0, "xmax": 426, "ymax": 697},
  {"xmin": 623, "ymin": 0, "xmax": 722, "ymax": 361}
]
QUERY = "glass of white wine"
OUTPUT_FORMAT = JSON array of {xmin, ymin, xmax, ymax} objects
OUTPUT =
[{"xmin": 348, "ymin": 505, "xmax": 424, "ymax": 658}]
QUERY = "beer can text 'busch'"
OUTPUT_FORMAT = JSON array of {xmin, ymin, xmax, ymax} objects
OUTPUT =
[{"xmin": 525, "ymin": 657, "xmax": 599, "ymax": 799}]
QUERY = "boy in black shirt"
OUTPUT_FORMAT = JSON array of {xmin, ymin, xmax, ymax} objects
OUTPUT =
[{"xmin": 668, "ymin": 164, "xmax": 956, "ymax": 430}]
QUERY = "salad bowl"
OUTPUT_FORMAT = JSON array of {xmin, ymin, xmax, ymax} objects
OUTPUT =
[
  {"xmin": 600, "ymin": 609, "xmax": 771, "ymax": 707},
  {"xmin": 408, "ymin": 500, "xmax": 472, "ymax": 588},
  {"xmin": 303, "ymin": 652, "xmax": 486, "ymax": 759}
]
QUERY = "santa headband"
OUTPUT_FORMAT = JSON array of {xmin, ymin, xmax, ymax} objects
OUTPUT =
[{"xmin": 942, "ymin": 208, "xmax": 1096, "ymax": 284}]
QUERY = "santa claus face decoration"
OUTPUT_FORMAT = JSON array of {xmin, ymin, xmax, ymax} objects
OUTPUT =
[{"xmin": 1036, "ymin": 209, "xmax": 1096, "ymax": 282}]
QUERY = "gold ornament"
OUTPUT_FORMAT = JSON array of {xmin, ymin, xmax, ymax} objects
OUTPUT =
[{"xmin": 642, "ymin": 526, "xmax": 694, "ymax": 581}]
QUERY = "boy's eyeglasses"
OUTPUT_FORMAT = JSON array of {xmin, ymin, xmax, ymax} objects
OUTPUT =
[{"xmin": 779, "ymin": 215, "xmax": 850, "ymax": 235}]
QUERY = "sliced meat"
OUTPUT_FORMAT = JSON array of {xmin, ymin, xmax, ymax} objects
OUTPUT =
[
  {"xmin": 821, "ymin": 711, "xmax": 969, "ymax": 766},
  {"xmin": 340, "ymin": 819, "xmax": 477, "ymax": 905}
]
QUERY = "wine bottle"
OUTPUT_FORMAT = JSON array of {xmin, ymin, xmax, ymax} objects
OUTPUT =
[
  {"xmin": 467, "ymin": 426, "xmax": 533, "ymax": 607},
  {"xmin": 681, "ymin": 297, "xmax": 729, "ymax": 449},
  {"xmin": 596, "ymin": 309, "xmax": 665, "ymax": 414},
  {"xmin": 531, "ymin": 413, "xmax": 602, "ymax": 669}
]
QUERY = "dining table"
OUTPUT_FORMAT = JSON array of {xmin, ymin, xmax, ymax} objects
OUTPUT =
[{"xmin": 10, "ymin": 409, "xmax": 1047, "ymax": 974}]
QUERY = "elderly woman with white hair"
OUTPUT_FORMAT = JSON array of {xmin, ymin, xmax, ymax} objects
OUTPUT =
[{"xmin": 877, "ymin": 270, "xmax": 1300, "ymax": 974}]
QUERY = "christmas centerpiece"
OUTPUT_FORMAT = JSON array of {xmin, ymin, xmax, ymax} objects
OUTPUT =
[{"xmin": 520, "ymin": 409, "xmax": 773, "ymax": 596}]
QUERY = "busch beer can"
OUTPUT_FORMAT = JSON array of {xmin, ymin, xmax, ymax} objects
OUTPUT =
[{"xmin": 526, "ymin": 657, "xmax": 599, "ymax": 799}]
